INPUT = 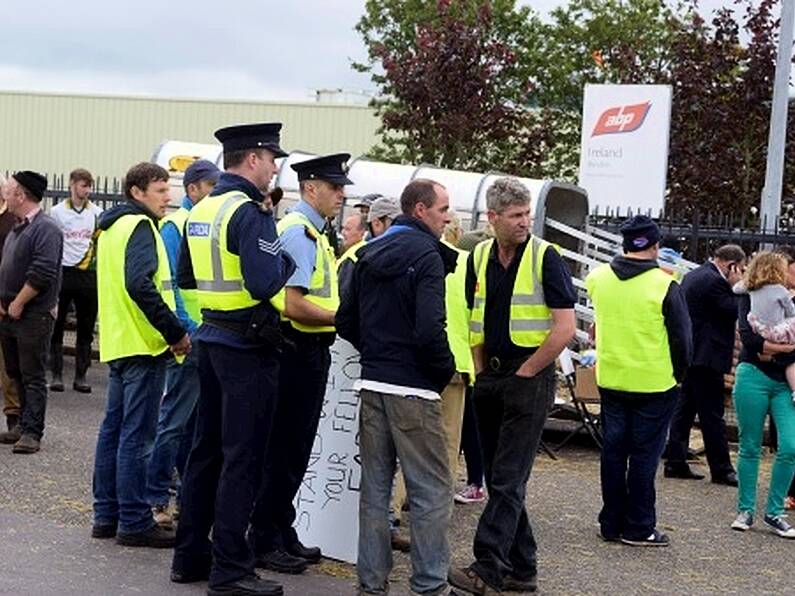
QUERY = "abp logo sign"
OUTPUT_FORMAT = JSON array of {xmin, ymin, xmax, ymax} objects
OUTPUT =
[{"xmin": 591, "ymin": 102, "xmax": 651, "ymax": 137}]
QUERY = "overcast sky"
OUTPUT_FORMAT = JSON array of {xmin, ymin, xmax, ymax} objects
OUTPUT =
[{"xmin": 0, "ymin": 0, "xmax": 753, "ymax": 102}]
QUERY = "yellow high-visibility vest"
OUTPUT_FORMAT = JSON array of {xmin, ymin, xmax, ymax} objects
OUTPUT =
[
  {"xmin": 469, "ymin": 236, "xmax": 553, "ymax": 348},
  {"xmin": 585, "ymin": 264, "xmax": 676, "ymax": 393},
  {"xmin": 97, "ymin": 214, "xmax": 175, "ymax": 362},
  {"xmin": 443, "ymin": 241, "xmax": 475, "ymax": 380},
  {"xmin": 160, "ymin": 206, "xmax": 200, "ymax": 324}
]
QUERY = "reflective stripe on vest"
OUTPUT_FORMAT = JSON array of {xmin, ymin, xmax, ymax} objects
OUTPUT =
[
  {"xmin": 469, "ymin": 236, "xmax": 553, "ymax": 348},
  {"xmin": 271, "ymin": 211, "xmax": 339, "ymax": 333},
  {"xmin": 585, "ymin": 264, "xmax": 676, "ymax": 393},
  {"xmin": 97, "ymin": 214, "xmax": 175, "ymax": 362},
  {"xmin": 160, "ymin": 206, "xmax": 201, "ymax": 325},
  {"xmin": 337, "ymin": 239, "xmax": 366, "ymax": 270},
  {"xmin": 185, "ymin": 192, "xmax": 259, "ymax": 311}
]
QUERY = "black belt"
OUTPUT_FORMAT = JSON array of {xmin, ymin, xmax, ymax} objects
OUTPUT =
[{"xmin": 486, "ymin": 355, "xmax": 530, "ymax": 374}]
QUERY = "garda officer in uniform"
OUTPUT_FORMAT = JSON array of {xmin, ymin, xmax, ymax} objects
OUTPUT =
[
  {"xmin": 585, "ymin": 215, "xmax": 691, "ymax": 547},
  {"xmin": 171, "ymin": 123, "xmax": 295, "ymax": 596},
  {"xmin": 450, "ymin": 177, "xmax": 576, "ymax": 595},
  {"xmin": 249, "ymin": 154, "xmax": 352, "ymax": 574}
]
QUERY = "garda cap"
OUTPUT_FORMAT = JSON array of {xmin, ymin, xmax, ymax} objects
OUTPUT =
[
  {"xmin": 214, "ymin": 123, "xmax": 288, "ymax": 158},
  {"xmin": 291, "ymin": 153, "xmax": 354, "ymax": 185}
]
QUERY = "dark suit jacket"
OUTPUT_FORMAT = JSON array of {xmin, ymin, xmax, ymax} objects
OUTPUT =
[{"xmin": 680, "ymin": 261, "xmax": 738, "ymax": 373}]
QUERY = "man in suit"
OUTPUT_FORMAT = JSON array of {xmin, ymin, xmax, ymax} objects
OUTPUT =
[{"xmin": 665, "ymin": 244, "xmax": 747, "ymax": 485}]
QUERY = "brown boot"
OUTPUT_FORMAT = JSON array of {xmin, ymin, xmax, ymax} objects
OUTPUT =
[
  {"xmin": 448, "ymin": 566, "xmax": 501, "ymax": 595},
  {"xmin": 12, "ymin": 434, "xmax": 40, "ymax": 454},
  {"xmin": 0, "ymin": 426, "xmax": 21, "ymax": 444}
]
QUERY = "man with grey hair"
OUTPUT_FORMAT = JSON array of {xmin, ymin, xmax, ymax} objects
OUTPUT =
[{"xmin": 450, "ymin": 177, "xmax": 576, "ymax": 595}]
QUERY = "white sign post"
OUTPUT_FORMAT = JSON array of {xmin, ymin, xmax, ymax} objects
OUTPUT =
[
  {"xmin": 293, "ymin": 338, "xmax": 362, "ymax": 564},
  {"xmin": 578, "ymin": 84, "xmax": 672, "ymax": 214}
]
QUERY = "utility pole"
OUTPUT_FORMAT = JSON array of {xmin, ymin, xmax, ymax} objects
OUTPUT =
[{"xmin": 760, "ymin": 0, "xmax": 795, "ymax": 244}]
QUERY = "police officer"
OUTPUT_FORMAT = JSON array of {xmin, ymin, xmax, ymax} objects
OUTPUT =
[
  {"xmin": 171, "ymin": 123, "xmax": 295, "ymax": 596},
  {"xmin": 249, "ymin": 154, "xmax": 352, "ymax": 573},
  {"xmin": 586, "ymin": 215, "xmax": 692, "ymax": 547}
]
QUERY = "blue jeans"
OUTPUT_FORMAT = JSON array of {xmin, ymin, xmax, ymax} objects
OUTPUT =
[
  {"xmin": 599, "ymin": 386, "xmax": 677, "ymax": 540},
  {"xmin": 358, "ymin": 389, "xmax": 452, "ymax": 596},
  {"xmin": 146, "ymin": 347, "xmax": 200, "ymax": 507},
  {"xmin": 93, "ymin": 354, "xmax": 167, "ymax": 534}
]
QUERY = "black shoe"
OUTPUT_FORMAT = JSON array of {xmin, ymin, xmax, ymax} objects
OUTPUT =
[
  {"xmin": 91, "ymin": 523, "xmax": 117, "ymax": 539},
  {"xmin": 171, "ymin": 567, "xmax": 211, "ymax": 584},
  {"xmin": 49, "ymin": 376, "xmax": 65, "ymax": 392},
  {"xmin": 254, "ymin": 549, "xmax": 308, "ymax": 574},
  {"xmin": 503, "ymin": 574, "xmax": 537, "ymax": 592},
  {"xmin": 621, "ymin": 529, "xmax": 670, "ymax": 547},
  {"xmin": 712, "ymin": 472, "xmax": 738, "ymax": 487},
  {"xmin": 663, "ymin": 464, "xmax": 704, "ymax": 480},
  {"xmin": 284, "ymin": 540, "xmax": 321, "ymax": 563},
  {"xmin": 116, "ymin": 524, "xmax": 176, "ymax": 548},
  {"xmin": 208, "ymin": 574, "xmax": 283, "ymax": 596},
  {"xmin": 0, "ymin": 426, "xmax": 21, "ymax": 444},
  {"xmin": 73, "ymin": 378, "xmax": 92, "ymax": 393},
  {"xmin": 391, "ymin": 531, "xmax": 411, "ymax": 552}
]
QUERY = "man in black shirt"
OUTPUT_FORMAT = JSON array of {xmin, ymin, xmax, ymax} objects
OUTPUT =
[{"xmin": 449, "ymin": 177, "xmax": 576, "ymax": 595}]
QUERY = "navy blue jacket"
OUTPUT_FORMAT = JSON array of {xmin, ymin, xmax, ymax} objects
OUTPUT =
[
  {"xmin": 336, "ymin": 216, "xmax": 457, "ymax": 393},
  {"xmin": 177, "ymin": 173, "xmax": 295, "ymax": 348},
  {"xmin": 609, "ymin": 256, "xmax": 693, "ymax": 383},
  {"xmin": 97, "ymin": 201, "xmax": 185, "ymax": 345},
  {"xmin": 680, "ymin": 261, "xmax": 738, "ymax": 373}
]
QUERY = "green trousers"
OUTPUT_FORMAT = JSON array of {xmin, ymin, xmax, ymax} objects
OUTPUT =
[{"xmin": 733, "ymin": 362, "xmax": 795, "ymax": 517}]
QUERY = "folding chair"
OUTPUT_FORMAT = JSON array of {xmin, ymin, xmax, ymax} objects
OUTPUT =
[{"xmin": 552, "ymin": 349, "xmax": 602, "ymax": 452}]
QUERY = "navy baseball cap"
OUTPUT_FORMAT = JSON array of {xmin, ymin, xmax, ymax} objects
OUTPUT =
[
  {"xmin": 291, "ymin": 153, "xmax": 353, "ymax": 185},
  {"xmin": 214, "ymin": 122, "xmax": 288, "ymax": 158},
  {"xmin": 183, "ymin": 160, "xmax": 221, "ymax": 188}
]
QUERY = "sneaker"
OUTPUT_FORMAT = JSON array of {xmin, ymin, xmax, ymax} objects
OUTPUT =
[
  {"xmin": 731, "ymin": 511, "xmax": 754, "ymax": 531},
  {"xmin": 454, "ymin": 484, "xmax": 486, "ymax": 504},
  {"xmin": 152, "ymin": 505, "xmax": 174, "ymax": 530},
  {"xmin": 620, "ymin": 529, "xmax": 670, "ymax": 547},
  {"xmin": 763, "ymin": 514, "xmax": 795, "ymax": 539}
]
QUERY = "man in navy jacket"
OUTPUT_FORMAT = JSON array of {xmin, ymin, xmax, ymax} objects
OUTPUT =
[{"xmin": 337, "ymin": 178, "xmax": 457, "ymax": 596}]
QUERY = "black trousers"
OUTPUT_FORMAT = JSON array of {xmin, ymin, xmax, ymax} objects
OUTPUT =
[
  {"xmin": 249, "ymin": 335, "xmax": 331, "ymax": 554},
  {"xmin": 172, "ymin": 340, "xmax": 280, "ymax": 588},
  {"xmin": 665, "ymin": 366, "xmax": 734, "ymax": 477},
  {"xmin": 460, "ymin": 385, "xmax": 484, "ymax": 486},
  {"xmin": 0, "ymin": 312, "xmax": 54, "ymax": 439},
  {"xmin": 50, "ymin": 267, "xmax": 97, "ymax": 379},
  {"xmin": 470, "ymin": 365, "xmax": 555, "ymax": 590}
]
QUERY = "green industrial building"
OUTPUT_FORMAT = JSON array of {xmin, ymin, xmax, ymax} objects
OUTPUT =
[{"xmin": 0, "ymin": 90, "xmax": 380, "ymax": 180}]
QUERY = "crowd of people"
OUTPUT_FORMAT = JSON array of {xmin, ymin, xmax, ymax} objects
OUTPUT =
[{"xmin": 0, "ymin": 119, "xmax": 794, "ymax": 596}]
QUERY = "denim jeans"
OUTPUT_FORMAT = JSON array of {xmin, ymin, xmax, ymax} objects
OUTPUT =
[
  {"xmin": 0, "ymin": 311, "xmax": 55, "ymax": 439},
  {"xmin": 358, "ymin": 389, "xmax": 452, "ymax": 596},
  {"xmin": 733, "ymin": 362, "xmax": 795, "ymax": 517},
  {"xmin": 598, "ymin": 386, "xmax": 677, "ymax": 541},
  {"xmin": 93, "ymin": 354, "xmax": 167, "ymax": 534},
  {"xmin": 471, "ymin": 366, "xmax": 555, "ymax": 590},
  {"xmin": 146, "ymin": 346, "xmax": 200, "ymax": 507}
]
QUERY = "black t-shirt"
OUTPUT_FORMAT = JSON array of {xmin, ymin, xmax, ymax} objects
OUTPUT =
[{"xmin": 465, "ymin": 238, "xmax": 576, "ymax": 360}]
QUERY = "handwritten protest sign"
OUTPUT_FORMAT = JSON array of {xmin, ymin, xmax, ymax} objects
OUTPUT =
[{"xmin": 293, "ymin": 338, "xmax": 362, "ymax": 564}]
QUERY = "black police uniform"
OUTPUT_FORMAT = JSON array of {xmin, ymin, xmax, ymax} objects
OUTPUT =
[
  {"xmin": 171, "ymin": 123, "xmax": 295, "ymax": 596},
  {"xmin": 249, "ymin": 154, "xmax": 353, "ymax": 569}
]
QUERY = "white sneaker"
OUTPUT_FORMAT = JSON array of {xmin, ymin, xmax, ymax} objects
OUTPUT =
[
  {"xmin": 731, "ymin": 511, "xmax": 753, "ymax": 531},
  {"xmin": 763, "ymin": 514, "xmax": 795, "ymax": 538}
]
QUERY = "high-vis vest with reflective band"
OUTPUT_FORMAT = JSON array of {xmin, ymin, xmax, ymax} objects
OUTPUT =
[
  {"xmin": 185, "ymin": 192, "xmax": 260, "ymax": 312},
  {"xmin": 444, "ymin": 241, "xmax": 475, "ymax": 380},
  {"xmin": 337, "ymin": 239, "xmax": 366, "ymax": 270},
  {"xmin": 160, "ymin": 207, "xmax": 201, "ymax": 324},
  {"xmin": 271, "ymin": 211, "xmax": 339, "ymax": 333},
  {"xmin": 585, "ymin": 264, "xmax": 676, "ymax": 393},
  {"xmin": 97, "ymin": 214, "xmax": 175, "ymax": 362},
  {"xmin": 469, "ymin": 236, "xmax": 553, "ymax": 348}
]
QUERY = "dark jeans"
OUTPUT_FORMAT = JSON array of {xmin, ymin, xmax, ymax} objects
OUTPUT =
[
  {"xmin": 0, "ymin": 311, "xmax": 55, "ymax": 439},
  {"xmin": 599, "ymin": 386, "xmax": 678, "ymax": 541},
  {"xmin": 666, "ymin": 366, "xmax": 734, "ymax": 477},
  {"xmin": 92, "ymin": 354, "xmax": 167, "ymax": 533},
  {"xmin": 173, "ymin": 341, "xmax": 280, "ymax": 589},
  {"xmin": 146, "ymin": 346, "xmax": 200, "ymax": 507},
  {"xmin": 50, "ymin": 268, "xmax": 97, "ymax": 379},
  {"xmin": 471, "ymin": 365, "xmax": 555, "ymax": 590},
  {"xmin": 249, "ymin": 337, "xmax": 331, "ymax": 553},
  {"xmin": 460, "ymin": 385, "xmax": 484, "ymax": 487},
  {"xmin": 358, "ymin": 390, "xmax": 452, "ymax": 595}
]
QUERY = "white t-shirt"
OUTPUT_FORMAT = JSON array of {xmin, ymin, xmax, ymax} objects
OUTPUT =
[
  {"xmin": 50, "ymin": 200, "xmax": 103, "ymax": 268},
  {"xmin": 354, "ymin": 379, "xmax": 440, "ymax": 401}
]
